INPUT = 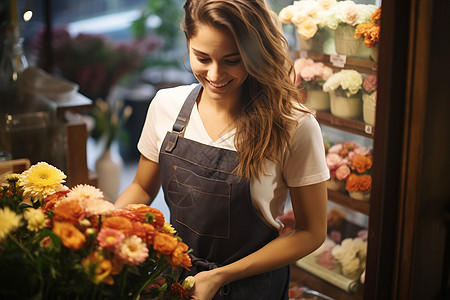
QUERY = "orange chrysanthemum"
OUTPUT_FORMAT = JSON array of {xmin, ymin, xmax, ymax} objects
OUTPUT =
[
  {"xmin": 153, "ymin": 232, "xmax": 178, "ymax": 255},
  {"xmin": 370, "ymin": 7, "xmax": 382, "ymax": 22},
  {"xmin": 52, "ymin": 221, "xmax": 86, "ymax": 250},
  {"xmin": 102, "ymin": 216, "xmax": 133, "ymax": 236},
  {"xmin": 53, "ymin": 200, "xmax": 85, "ymax": 226},
  {"xmin": 352, "ymin": 155, "xmax": 373, "ymax": 173}
]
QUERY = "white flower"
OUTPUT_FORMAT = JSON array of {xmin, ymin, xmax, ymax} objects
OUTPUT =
[
  {"xmin": 24, "ymin": 208, "xmax": 48, "ymax": 231},
  {"xmin": 323, "ymin": 69, "xmax": 363, "ymax": 96},
  {"xmin": 0, "ymin": 207, "xmax": 22, "ymax": 241},
  {"xmin": 66, "ymin": 184, "xmax": 104, "ymax": 202},
  {"xmin": 341, "ymin": 257, "xmax": 361, "ymax": 276}
]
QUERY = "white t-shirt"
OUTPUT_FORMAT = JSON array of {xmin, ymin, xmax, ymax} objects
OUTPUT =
[{"xmin": 138, "ymin": 84, "xmax": 330, "ymax": 229}]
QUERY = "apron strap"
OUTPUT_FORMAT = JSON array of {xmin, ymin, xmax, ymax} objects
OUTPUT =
[{"xmin": 165, "ymin": 84, "xmax": 202, "ymax": 153}]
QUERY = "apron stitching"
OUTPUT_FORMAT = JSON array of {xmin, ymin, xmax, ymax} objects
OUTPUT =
[
  {"xmin": 175, "ymin": 220, "xmax": 230, "ymax": 239},
  {"xmin": 161, "ymin": 152, "xmax": 238, "ymax": 176},
  {"xmin": 170, "ymin": 179, "xmax": 230, "ymax": 197}
]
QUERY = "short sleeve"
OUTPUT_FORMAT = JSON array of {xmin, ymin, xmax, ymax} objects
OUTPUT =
[{"xmin": 283, "ymin": 113, "xmax": 330, "ymax": 187}]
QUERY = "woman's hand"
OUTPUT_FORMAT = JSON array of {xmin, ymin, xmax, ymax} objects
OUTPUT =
[{"xmin": 189, "ymin": 269, "xmax": 223, "ymax": 300}]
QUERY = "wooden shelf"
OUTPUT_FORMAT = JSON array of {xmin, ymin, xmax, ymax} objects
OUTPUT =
[
  {"xmin": 294, "ymin": 50, "xmax": 378, "ymax": 75},
  {"xmin": 290, "ymin": 264, "xmax": 364, "ymax": 300},
  {"xmin": 328, "ymin": 189, "xmax": 370, "ymax": 215},
  {"xmin": 316, "ymin": 111, "xmax": 374, "ymax": 138}
]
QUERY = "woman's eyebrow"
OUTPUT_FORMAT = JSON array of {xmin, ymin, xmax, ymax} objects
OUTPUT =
[{"xmin": 192, "ymin": 47, "xmax": 240, "ymax": 57}]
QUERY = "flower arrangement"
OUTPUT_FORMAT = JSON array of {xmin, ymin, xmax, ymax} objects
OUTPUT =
[
  {"xmin": 313, "ymin": 209, "xmax": 367, "ymax": 280},
  {"xmin": 278, "ymin": 0, "xmax": 337, "ymax": 40},
  {"xmin": 91, "ymin": 98, "xmax": 133, "ymax": 151},
  {"xmin": 33, "ymin": 26, "xmax": 163, "ymax": 100},
  {"xmin": 323, "ymin": 69, "xmax": 363, "ymax": 97},
  {"xmin": 354, "ymin": 6, "xmax": 382, "ymax": 48},
  {"xmin": 325, "ymin": 141, "xmax": 373, "ymax": 197},
  {"xmin": 0, "ymin": 162, "xmax": 193, "ymax": 299},
  {"xmin": 320, "ymin": 1, "xmax": 378, "ymax": 30},
  {"xmin": 293, "ymin": 57, "xmax": 334, "ymax": 89}
]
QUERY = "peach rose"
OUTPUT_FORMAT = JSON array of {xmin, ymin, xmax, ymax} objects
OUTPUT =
[
  {"xmin": 297, "ymin": 18, "xmax": 318, "ymax": 40},
  {"xmin": 52, "ymin": 199, "xmax": 85, "ymax": 226},
  {"xmin": 102, "ymin": 216, "xmax": 133, "ymax": 236},
  {"xmin": 335, "ymin": 164, "xmax": 351, "ymax": 180},
  {"xmin": 342, "ymin": 2, "xmax": 359, "ymax": 26}
]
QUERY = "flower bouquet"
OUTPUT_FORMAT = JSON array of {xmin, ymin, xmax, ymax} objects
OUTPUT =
[
  {"xmin": 344, "ymin": 146, "xmax": 373, "ymax": 201},
  {"xmin": 322, "ymin": 69, "xmax": 363, "ymax": 119},
  {"xmin": 0, "ymin": 162, "xmax": 193, "ymax": 299},
  {"xmin": 321, "ymin": 1, "xmax": 378, "ymax": 57},
  {"xmin": 354, "ymin": 6, "xmax": 382, "ymax": 61},
  {"xmin": 325, "ymin": 141, "xmax": 358, "ymax": 191},
  {"xmin": 294, "ymin": 58, "xmax": 334, "ymax": 111},
  {"xmin": 278, "ymin": 0, "xmax": 337, "ymax": 53},
  {"xmin": 325, "ymin": 141, "xmax": 373, "ymax": 201},
  {"xmin": 361, "ymin": 75, "xmax": 378, "ymax": 125}
]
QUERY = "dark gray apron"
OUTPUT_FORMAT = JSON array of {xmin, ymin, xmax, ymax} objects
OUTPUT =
[{"xmin": 159, "ymin": 85, "xmax": 289, "ymax": 299}]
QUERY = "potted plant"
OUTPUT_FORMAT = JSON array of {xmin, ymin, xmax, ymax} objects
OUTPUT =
[
  {"xmin": 278, "ymin": 0, "xmax": 337, "ymax": 53},
  {"xmin": 354, "ymin": 6, "xmax": 382, "ymax": 61},
  {"xmin": 294, "ymin": 57, "xmax": 334, "ymax": 111},
  {"xmin": 321, "ymin": 1, "xmax": 378, "ymax": 57},
  {"xmin": 323, "ymin": 69, "xmax": 364, "ymax": 120}
]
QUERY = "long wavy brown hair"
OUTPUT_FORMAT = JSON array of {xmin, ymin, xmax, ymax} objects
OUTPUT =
[{"xmin": 181, "ymin": 0, "xmax": 309, "ymax": 180}]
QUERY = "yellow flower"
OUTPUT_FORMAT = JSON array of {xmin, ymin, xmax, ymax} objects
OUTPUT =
[
  {"xmin": 4, "ymin": 173, "xmax": 20, "ymax": 183},
  {"xmin": 18, "ymin": 162, "xmax": 67, "ymax": 202},
  {"xmin": 163, "ymin": 221, "xmax": 176, "ymax": 234},
  {"xmin": 24, "ymin": 208, "xmax": 48, "ymax": 232},
  {"xmin": 0, "ymin": 207, "xmax": 22, "ymax": 241}
]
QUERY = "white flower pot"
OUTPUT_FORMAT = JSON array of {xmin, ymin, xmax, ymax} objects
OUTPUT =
[
  {"xmin": 327, "ymin": 178, "xmax": 346, "ymax": 192},
  {"xmin": 362, "ymin": 92, "xmax": 376, "ymax": 126},
  {"xmin": 370, "ymin": 44, "xmax": 379, "ymax": 62},
  {"xmin": 329, "ymin": 91, "xmax": 362, "ymax": 120},
  {"xmin": 96, "ymin": 148, "xmax": 123, "ymax": 202},
  {"xmin": 348, "ymin": 191, "xmax": 371, "ymax": 201},
  {"xmin": 306, "ymin": 88, "xmax": 330, "ymax": 111},
  {"xmin": 334, "ymin": 24, "xmax": 362, "ymax": 57}
]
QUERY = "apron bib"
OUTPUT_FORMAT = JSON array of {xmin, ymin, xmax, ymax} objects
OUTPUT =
[{"xmin": 158, "ymin": 85, "xmax": 289, "ymax": 299}]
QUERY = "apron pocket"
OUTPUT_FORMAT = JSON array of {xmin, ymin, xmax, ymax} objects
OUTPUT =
[{"xmin": 167, "ymin": 166, "xmax": 231, "ymax": 238}]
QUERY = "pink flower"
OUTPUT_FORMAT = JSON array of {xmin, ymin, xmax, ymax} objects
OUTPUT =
[
  {"xmin": 354, "ymin": 146, "xmax": 371, "ymax": 156},
  {"xmin": 335, "ymin": 164, "xmax": 351, "ymax": 180},
  {"xmin": 326, "ymin": 153, "xmax": 342, "ymax": 169},
  {"xmin": 97, "ymin": 228, "xmax": 125, "ymax": 249},
  {"xmin": 83, "ymin": 199, "xmax": 116, "ymax": 217},
  {"xmin": 363, "ymin": 75, "xmax": 377, "ymax": 93},
  {"xmin": 115, "ymin": 236, "xmax": 149, "ymax": 265},
  {"xmin": 328, "ymin": 143, "xmax": 343, "ymax": 154}
]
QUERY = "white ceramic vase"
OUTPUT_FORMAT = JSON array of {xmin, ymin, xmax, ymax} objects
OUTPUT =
[
  {"xmin": 348, "ymin": 191, "xmax": 371, "ymax": 201},
  {"xmin": 362, "ymin": 91, "xmax": 377, "ymax": 126},
  {"xmin": 327, "ymin": 178, "xmax": 346, "ymax": 192},
  {"xmin": 306, "ymin": 87, "xmax": 330, "ymax": 111},
  {"xmin": 334, "ymin": 24, "xmax": 362, "ymax": 57},
  {"xmin": 329, "ymin": 91, "xmax": 363, "ymax": 120},
  {"xmin": 96, "ymin": 148, "xmax": 123, "ymax": 202}
]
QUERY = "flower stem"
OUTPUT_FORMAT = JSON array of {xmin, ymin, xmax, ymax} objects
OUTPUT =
[{"xmin": 133, "ymin": 259, "xmax": 170, "ymax": 300}]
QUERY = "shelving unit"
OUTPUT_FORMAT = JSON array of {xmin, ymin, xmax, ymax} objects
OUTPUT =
[{"xmin": 290, "ymin": 47, "xmax": 376, "ymax": 298}]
